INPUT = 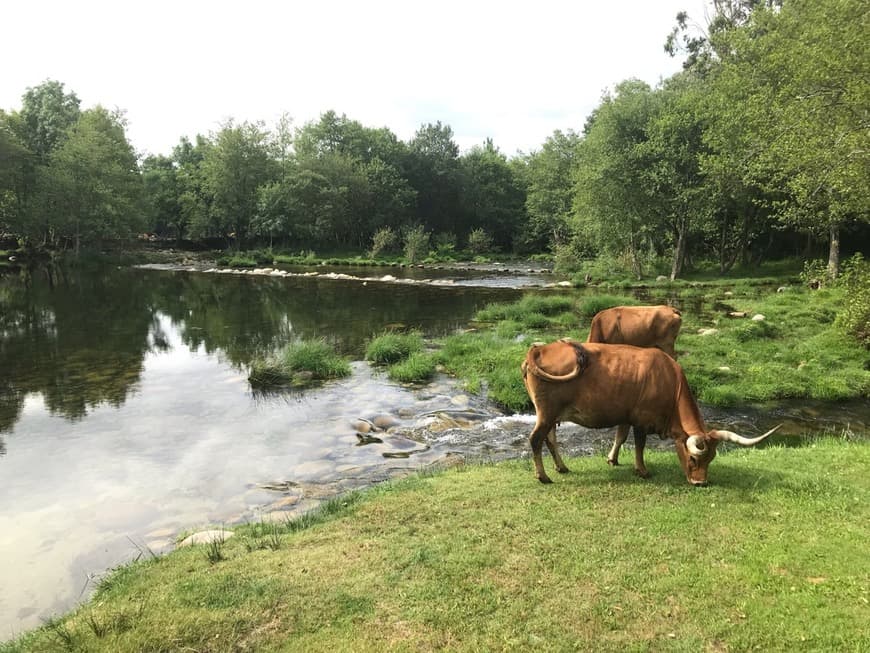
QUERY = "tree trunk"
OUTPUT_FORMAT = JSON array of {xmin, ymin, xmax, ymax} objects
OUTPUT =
[
  {"xmin": 827, "ymin": 222, "xmax": 840, "ymax": 280},
  {"xmin": 670, "ymin": 226, "xmax": 686, "ymax": 281}
]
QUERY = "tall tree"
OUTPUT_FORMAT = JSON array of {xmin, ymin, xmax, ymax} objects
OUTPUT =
[
  {"xmin": 458, "ymin": 139, "xmax": 526, "ymax": 251},
  {"xmin": 573, "ymin": 80, "xmax": 665, "ymax": 278},
  {"xmin": 406, "ymin": 122, "xmax": 461, "ymax": 236},
  {"xmin": 198, "ymin": 120, "xmax": 275, "ymax": 246},
  {"xmin": 19, "ymin": 79, "xmax": 81, "ymax": 159},
  {"xmin": 521, "ymin": 129, "xmax": 582, "ymax": 252},
  {"xmin": 49, "ymin": 106, "xmax": 144, "ymax": 250}
]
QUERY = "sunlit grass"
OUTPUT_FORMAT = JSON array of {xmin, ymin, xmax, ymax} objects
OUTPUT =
[{"xmin": 6, "ymin": 438, "xmax": 867, "ymax": 652}]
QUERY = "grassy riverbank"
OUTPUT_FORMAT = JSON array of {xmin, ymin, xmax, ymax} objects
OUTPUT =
[
  {"xmin": 426, "ymin": 285, "xmax": 869, "ymax": 411},
  {"xmin": 5, "ymin": 437, "xmax": 867, "ymax": 652}
]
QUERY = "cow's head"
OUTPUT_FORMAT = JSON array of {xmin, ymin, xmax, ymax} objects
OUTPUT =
[{"xmin": 676, "ymin": 425, "xmax": 782, "ymax": 486}]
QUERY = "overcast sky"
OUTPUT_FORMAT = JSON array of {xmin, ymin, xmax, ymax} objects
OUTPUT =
[{"xmin": 2, "ymin": 0, "xmax": 711, "ymax": 158}]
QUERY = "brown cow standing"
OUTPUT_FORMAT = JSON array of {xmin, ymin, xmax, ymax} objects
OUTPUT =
[
  {"xmin": 586, "ymin": 305, "xmax": 682, "ymax": 469},
  {"xmin": 521, "ymin": 339, "xmax": 778, "ymax": 485}
]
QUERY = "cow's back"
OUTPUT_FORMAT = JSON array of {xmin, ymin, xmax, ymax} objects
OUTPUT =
[{"xmin": 587, "ymin": 305, "xmax": 681, "ymax": 356}]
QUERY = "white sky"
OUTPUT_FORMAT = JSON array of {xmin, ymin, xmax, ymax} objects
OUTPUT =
[{"xmin": 2, "ymin": 0, "xmax": 711, "ymax": 158}]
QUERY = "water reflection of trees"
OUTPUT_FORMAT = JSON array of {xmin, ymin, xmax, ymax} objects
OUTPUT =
[
  {"xmin": 0, "ymin": 265, "xmax": 165, "ymax": 433},
  {"xmin": 0, "ymin": 265, "xmax": 515, "ymax": 436}
]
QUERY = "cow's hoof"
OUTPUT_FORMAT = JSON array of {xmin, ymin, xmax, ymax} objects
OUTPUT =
[
  {"xmin": 537, "ymin": 476, "xmax": 553, "ymax": 484},
  {"xmin": 557, "ymin": 467, "xmax": 570, "ymax": 474},
  {"xmin": 607, "ymin": 459, "xmax": 620, "ymax": 466},
  {"xmin": 634, "ymin": 468, "xmax": 651, "ymax": 479}
]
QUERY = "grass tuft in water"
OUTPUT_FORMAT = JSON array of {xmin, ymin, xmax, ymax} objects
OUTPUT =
[
  {"xmin": 387, "ymin": 352, "xmax": 436, "ymax": 383},
  {"xmin": 365, "ymin": 332, "xmax": 424, "ymax": 365},
  {"xmin": 248, "ymin": 338, "xmax": 351, "ymax": 388}
]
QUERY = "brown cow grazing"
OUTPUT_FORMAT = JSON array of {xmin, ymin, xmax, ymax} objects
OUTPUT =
[
  {"xmin": 586, "ymin": 305, "xmax": 683, "ymax": 468},
  {"xmin": 521, "ymin": 339, "xmax": 779, "ymax": 485}
]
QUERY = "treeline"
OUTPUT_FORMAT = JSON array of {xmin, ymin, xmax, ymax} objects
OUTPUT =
[{"xmin": 0, "ymin": 0, "xmax": 866, "ymax": 278}]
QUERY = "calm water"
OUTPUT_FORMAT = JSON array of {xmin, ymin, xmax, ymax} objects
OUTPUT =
[{"xmin": 1, "ymin": 264, "xmax": 866, "ymax": 639}]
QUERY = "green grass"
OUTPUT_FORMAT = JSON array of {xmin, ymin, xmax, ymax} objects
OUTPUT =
[
  {"xmin": 678, "ymin": 288, "xmax": 870, "ymax": 405},
  {"xmin": 387, "ymin": 352, "xmax": 437, "ymax": 383},
  {"xmin": 6, "ymin": 438, "xmax": 868, "ymax": 652},
  {"xmin": 248, "ymin": 338, "xmax": 351, "ymax": 387},
  {"xmin": 433, "ymin": 284, "xmax": 869, "ymax": 411},
  {"xmin": 365, "ymin": 332, "xmax": 425, "ymax": 365}
]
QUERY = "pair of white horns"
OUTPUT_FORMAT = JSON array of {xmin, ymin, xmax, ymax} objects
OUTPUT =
[{"xmin": 687, "ymin": 424, "xmax": 783, "ymax": 456}]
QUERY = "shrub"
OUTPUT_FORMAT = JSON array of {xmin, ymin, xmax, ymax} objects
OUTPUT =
[
  {"xmin": 365, "ymin": 332, "xmax": 424, "ymax": 365},
  {"xmin": 369, "ymin": 227, "xmax": 398, "ymax": 259},
  {"xmin": 835, "ymin": 253, "xmax": 870, "ymax": 348},
  {"xmin": 467, "ymin": 228, "xmax": 494, "ymax": 255},
  {"xmin": 800, "ymin": 258, "xmax": 830, "ymax": 288},
  {"xmin": 403, "ymin": 226, "xmax": 430, "ymax": 264}
]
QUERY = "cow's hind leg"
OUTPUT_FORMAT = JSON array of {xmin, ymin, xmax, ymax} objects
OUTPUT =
[
  {"xmin": 529, "ymin": 420, "xmax": 556, "ymax": 484},
  {"xmin": 633, "ymin": 428, "xmax": 650, "ymax": 478},
  {"xmin": 545, "ymin": 426, "xmax": 570, "ymax": 474},
  {"xmin": 607, "ymin": 424, "xmax": 630, "ymax": 466}
]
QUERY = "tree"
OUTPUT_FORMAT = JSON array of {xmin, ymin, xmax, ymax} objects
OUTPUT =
[
  {"xmin": 406, "ymin": 122, "xmax": 462, "ymax": 235},
  {"xmin": 49, "ymin": 106, "xmax": 144, "ymax": 251},
  {"xmin": 198, "ymin": 120, "xmax": 275, "ymax": 246},
  {"xmin": 141, "ymin": 154, "xmax": 183, "ymax": 241},
  {"xmin": 0, "ymin": 111, "xmax": 31, "ymax": 236},
  {"xmin": 19, "ymin": 79, "xmax": 81, "ymax": 159},
  {"xmin": 521, "ymin": 130, "xmax": 582, "ymax": 252},
  {"xmin": 573, "ymin": 80, "xmax": 665, "ymax": 278},
  {"xmin": 642, "ymin": 74, "xmax": 713, "ymax": 279},
  {"xmin": 458, "ymin": 139, "xmax": 526, "ymax": 251}
]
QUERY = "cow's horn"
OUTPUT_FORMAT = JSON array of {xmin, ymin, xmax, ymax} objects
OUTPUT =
[
  {"xmin": 710, "ymin": 424, "xmax": 782, "ymax": 446},
  {"xmin": 686, "ymin": 435, "xmax": 707, "ymax": 456}
]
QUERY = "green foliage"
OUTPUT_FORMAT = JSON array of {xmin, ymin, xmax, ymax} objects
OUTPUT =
[
  {"xmin": 248, "ymin": 338, "xmax": 351, "ymax": 387},
  {"xmin": 466, "ymin": 228, "xmax": 492, "ymax": 254},
  {"xmin": 402, "ymin": 225, "xmax": 430, "ymax": 264},
  {"xmin": 365, "ymin": 332, "xmax": 424, "ymax": 365},
  {"xmin": 835, "ymin": 253, "xmax": 870, "ymax": 348},
  {"xmin": 799, "ymin": 258, "xmax": 829, "ymax": 288},
  {"xmin": 387, "ymin": 352, "xmax": 436, "ymax": 383},
  {"xmin": 368, "ymin": 226, "xmax": 398, "ymax": 259}
]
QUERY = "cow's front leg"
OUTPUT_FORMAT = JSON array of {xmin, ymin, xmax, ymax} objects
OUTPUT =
[
  {"xmin": 529, "ymin": 420, "xmax": 555, "ymax": 483},
  {"xmin": 545, "ymin": 426, "xmax": 570, "ymax": 474},
  {"xmin": 607, "ymin": 424, "xmax": 630, "ymax": 466},
  {"xmin": 633, "ymin": 428, "xmax": 650, "ymax": 478}
]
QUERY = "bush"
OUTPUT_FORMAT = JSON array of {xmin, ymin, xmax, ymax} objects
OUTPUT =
[
  {"xmin": 467, "ymin": 228, "xmax": 494, "ymax": 255},
  {"xmin": 365, "ymin": 332, "xmax": 424, "ymax": 365},
  {"xmin": 800, "ymin": 258, "xmax": 830, "ymax": 288},
  {"xmin": 403, "ymin": 226, "xmax": 430, "ymax": 264},
  {"xmin": 835, "ymin": 253, "xmax": 870, "ymax": 348},
  {"xmin": 369, "ymin": 227, "xmax": 398, "ymax": 259}
]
